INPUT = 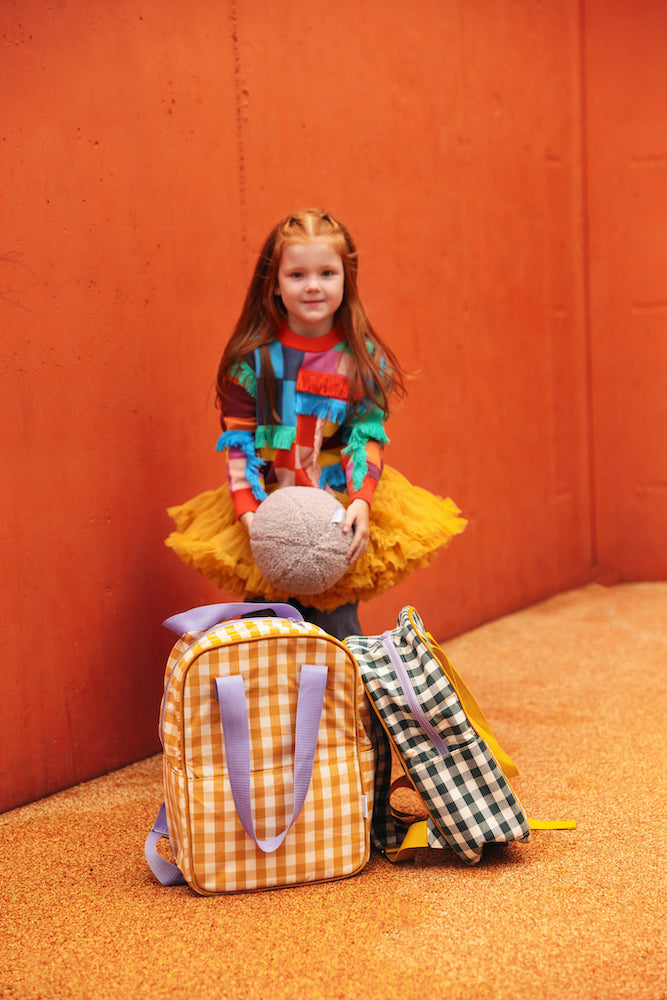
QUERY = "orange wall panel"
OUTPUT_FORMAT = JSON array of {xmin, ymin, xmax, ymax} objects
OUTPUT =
[
  {"xmin": 2, "ymin": 1, "xmax": 238, "ymax": 809},
  {"xmin": 2, "ymin": 0, "xmax": 666, "ymax": 812},
  {"xmin": 231, "ymin": 0, "xmax": 595, "ymax": 632},
  {"xmin": 585, "ymin": 0, "xmax": 667, "ymax": 580}
]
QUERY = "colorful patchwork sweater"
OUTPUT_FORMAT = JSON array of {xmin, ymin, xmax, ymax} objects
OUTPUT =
[{"xmin": 217, "ymin": 323, "xmax": 388, "ymax": 518}]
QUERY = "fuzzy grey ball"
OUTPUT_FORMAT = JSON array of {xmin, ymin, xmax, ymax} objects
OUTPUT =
[{"xmin": 249, "ymin": 487, "xmax": 350, "ymax": 595}]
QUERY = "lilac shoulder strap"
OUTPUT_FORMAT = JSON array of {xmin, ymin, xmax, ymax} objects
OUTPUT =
[
  {"xmin": 381, "ymin": 632, "xmax": 450, "ymax": 757},
  {"xmin": 144, "ymin": 803, "xmax": 186, "ymax": 886}
]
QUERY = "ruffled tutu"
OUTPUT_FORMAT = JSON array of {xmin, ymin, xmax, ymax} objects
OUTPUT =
[{"xmin": 165, "ymin": 465, "xmax": 466, "ymax": 612}]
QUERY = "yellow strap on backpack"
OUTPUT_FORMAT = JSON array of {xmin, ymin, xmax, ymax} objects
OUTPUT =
[
  {"xmin": 421, "ymin": 622, "xmax": 519, "ymax": 780},
  {"xmin": 528, "ymin": 818, "xmax": 577, "ymax": 831},
  {"xmin": 386, "ymin": 817, "xmax": 577, "ymax": 863},
  {"xmin": 381, "ymin": 613, "xmax": 577, "ymax": 863}
]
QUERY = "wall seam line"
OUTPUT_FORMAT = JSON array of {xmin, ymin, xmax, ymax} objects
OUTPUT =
[
  {"xmin": 229, "ymin": 0, "xmax": 248, "ymax": 253},
  {"xmin": 578, "ymin": 0, "xmax": 603, "ymax": 579}
]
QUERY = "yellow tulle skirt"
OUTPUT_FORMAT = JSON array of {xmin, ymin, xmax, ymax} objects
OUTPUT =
[{"xmin": 165, "ymin": 465, "xmax": 466, "ymax": 611}]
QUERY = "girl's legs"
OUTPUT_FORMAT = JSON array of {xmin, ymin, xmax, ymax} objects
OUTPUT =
[
  {"xmin": 244, "ymin": 597, "xmax": 361, "ymax": 640},
  {"xmin": 288, "ymin": 599, "xmax": 362, "ymax": 640}
]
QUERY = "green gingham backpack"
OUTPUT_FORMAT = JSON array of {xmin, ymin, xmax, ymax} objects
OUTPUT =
[{"xmin": 345, "ymin": 606, "xmax": 535, "ymax": 864}]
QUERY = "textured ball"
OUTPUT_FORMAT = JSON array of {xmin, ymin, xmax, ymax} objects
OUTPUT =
[{"xmin": 249, "ymin": 487, "xmax": 351, "ymax": 595}]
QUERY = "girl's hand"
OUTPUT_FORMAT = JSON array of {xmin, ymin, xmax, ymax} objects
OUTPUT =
[
  {"xmin": 239, "ymin": 511, "xmax": 255, "ymax": 534},
  {"xmin": 343, "ymin": 498, "xmax": 370, "ymax": 564}
]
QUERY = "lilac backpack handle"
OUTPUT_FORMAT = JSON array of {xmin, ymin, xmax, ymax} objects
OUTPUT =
[
  {"xmin": 216, "ymin": 663, "xmax": 328, "ymax": 853},
  {"xmin": 163, "ymin": 602, "xmax": 304, "ymax": 636}
]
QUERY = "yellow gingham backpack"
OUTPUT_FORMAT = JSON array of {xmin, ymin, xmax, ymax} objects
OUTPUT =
[{"xmin": 145, "ymin": 602, "xmax": 375, "ymax": 895}]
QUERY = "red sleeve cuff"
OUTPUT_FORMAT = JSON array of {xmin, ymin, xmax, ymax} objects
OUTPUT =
[
  {"xmin": 232, "ymin": 488, "xmax": 262, "ymax": 518},
  {"xmin": 349, "ymin": 479, "xmax": 377, "ymax": 508}
]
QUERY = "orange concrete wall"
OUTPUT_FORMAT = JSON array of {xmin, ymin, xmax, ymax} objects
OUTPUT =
[
  {"xmin": 3, "ymin": 0, "xmax": 666, "ymax": 811},
  {"xmin": 585, "ymin": 0, "xmax": 667, "ymax": 581}
]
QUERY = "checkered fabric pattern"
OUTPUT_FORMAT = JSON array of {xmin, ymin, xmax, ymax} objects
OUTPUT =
[
  {"xmin": 160, "ymin": 615, "xmax": 375, "ymax": 894},
  {"xmin": 344, "ymin": 607, "xmax": 530, "ymax": 865}
]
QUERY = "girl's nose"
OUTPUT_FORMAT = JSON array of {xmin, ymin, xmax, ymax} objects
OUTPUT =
[{"xmin": 304, "ymin": 273, "xmax": 320, "ymax": 290}]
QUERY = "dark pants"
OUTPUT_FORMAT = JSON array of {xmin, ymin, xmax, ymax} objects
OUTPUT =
[{"xmin": 245, "ymin": 597, "xmax": 361, "ymax": 640}]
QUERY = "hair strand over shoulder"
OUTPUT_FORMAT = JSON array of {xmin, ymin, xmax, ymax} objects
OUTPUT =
[{"xmin": 216, "ymin": 208, "xmax": 407, "ymax": 422}]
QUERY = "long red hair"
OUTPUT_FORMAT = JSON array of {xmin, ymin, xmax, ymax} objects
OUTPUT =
[{"xmin": 216, "ymin": 209, "xmax": 407, "ymax": 420}]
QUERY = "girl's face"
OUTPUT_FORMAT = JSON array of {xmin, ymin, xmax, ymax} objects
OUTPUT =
[{"xmin": 275, "ymin": 240, "xmax": 345, "ymax": 337}]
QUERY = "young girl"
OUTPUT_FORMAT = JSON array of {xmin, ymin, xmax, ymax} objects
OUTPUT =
[{"xmin": 166, "ymin": 209, "xmax": 466, "ymax": 638}]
